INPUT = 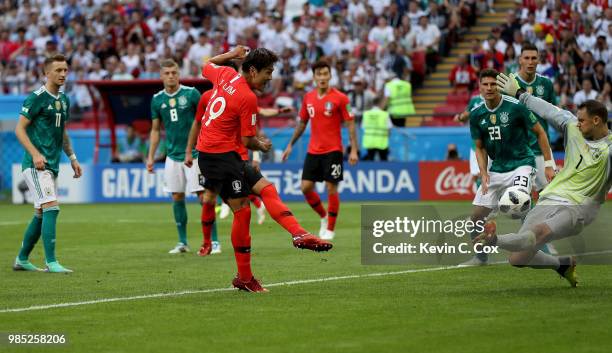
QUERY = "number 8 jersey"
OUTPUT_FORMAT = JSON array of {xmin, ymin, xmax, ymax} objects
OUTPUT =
[
  {"xmin": 469, "ymin": 95, "xmax": 537, "ymax": 173},
  {"xmin": 196, "ymin": 63, "xmax": 258, "ymax": 154}
]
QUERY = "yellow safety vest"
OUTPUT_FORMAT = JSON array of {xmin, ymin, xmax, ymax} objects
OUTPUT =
[
  {"xmin": 362, "ymin": 108, "xmax": 390, "ymax": 149},
  {"xmin": 385, "ymin": 79, "xmax": 415, "ymax": 117}
]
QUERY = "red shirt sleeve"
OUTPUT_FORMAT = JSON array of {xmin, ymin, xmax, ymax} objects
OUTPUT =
[
  {"xmin": 201, "ymin": 63, "xmax": 230, "ymax": 85},
  {"xmin": 240, "ymin": 93, "xmax": 258, "ymax": 137},
  {"xmin": 299, "ymin": 94, "xmax": 309, "ymax": 122},
  {"xmin": 339, "ymin": 94, "xmax": 353, "ymax": 121},
  {"xmin": 196, "ymin": 90, "xmax": 212, "ymax": 122}
]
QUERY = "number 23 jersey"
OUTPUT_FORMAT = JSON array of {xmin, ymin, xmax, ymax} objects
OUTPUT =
[{"xmin": 469, "ymin": 95, "xmax": 537, "ymax": 173}]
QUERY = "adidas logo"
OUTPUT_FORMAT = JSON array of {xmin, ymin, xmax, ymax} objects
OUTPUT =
[
  {"xmin": 47, "ymin": 105, "xmax": 53, "ymax": 110},
  {"xmin": 161, "ymin": 103, "xmax": 167, "ymax": 108}
]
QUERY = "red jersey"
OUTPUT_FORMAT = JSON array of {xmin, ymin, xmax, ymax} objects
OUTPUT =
[
  {"xmin": 196, "ymin": 63, "xmax": 258, "ymax": 154},
  {"xmin": 299, "ymin": 88, "xmax": 352, "ymax": 154}
]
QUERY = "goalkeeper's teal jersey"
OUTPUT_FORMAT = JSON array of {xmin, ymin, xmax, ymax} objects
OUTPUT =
[
  {"xmin": 469, "ymin": 95, "xmax": 537, "ymax": 173},
  {"xmin": 151, "ymin": 85, "xmax": 200, "ymax": 162},
  {"xmin": 20, "ymin": 85, "xmax": 70, "ymax": 177},
  {"xmin": 514, "ymin": 73, "xmax": 555, "ymax": 156}
]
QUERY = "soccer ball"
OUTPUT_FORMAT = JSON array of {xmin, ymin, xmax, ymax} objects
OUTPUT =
[{"xmin": 498, "ymin": 186, "xmax": 531, "ymax": 219}]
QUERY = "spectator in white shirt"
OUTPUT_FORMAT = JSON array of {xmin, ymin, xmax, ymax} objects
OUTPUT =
[
  {"xmin": 293, "ymin": 59, "xmax": 314, "ymax": 92},
  {"xmin": 577, "ymin": 25, "xmax": 597, "ymax": 53},
  {"xmin": 368, "ymin": 0, "xmax": 391, "ymax": 16},
  {"xmin": 188, "ymin": 32, "xmax": 213, "ymax": 69},
  {"xmin": 121, "ymin": 43, "xmax": 141, "ymax": 74},
  {"xmin": 574, "ymin": 79, "xmax": 599, "ymax": 106},
  {"xmin": 173, "ymin": 16, "xmax": 199, "ymax": 47},
  {"xmin": 259, "ymin": 16, "xmax": 292, "ymax": 56},
  {"xmin": 335, "ymin": 28, "xmax": 355, "ymax": 56},
  {"xmin": 368, "ymin": 17, "xmax": 395, "ymax": 47},
  {"xmin": 407, "ymin": 1, "xmax": 426, "ymax": 27},
  {"xmin": 348, "ymin": 0, "xmax": 366, "ymax": 21},
  {"xmin": 534, "ymin": 0, "xmax": 548, "ymax": 23}
]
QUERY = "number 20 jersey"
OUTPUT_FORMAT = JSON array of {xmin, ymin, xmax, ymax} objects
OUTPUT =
[{"xmin": 196, "ymin": 63, "xmax": 258, "ymax": 154}]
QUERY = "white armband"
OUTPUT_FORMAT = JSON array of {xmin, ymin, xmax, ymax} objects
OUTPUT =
[
  {"xmin": 69, "ymin": 154, "xmax": 77, "ymax": 161},
  {"xmin": 544, "ymin": 160, "xmax": 556, "ymax": 169},
  {"xmin": 252, "ymin": 151, "xmax": 261, "ymax": 162}
]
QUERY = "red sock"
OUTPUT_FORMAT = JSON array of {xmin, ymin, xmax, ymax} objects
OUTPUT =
[
  {"xmin": 327, "ymin": 193, "xmax": 339, "ymax": 231},
  {"xmin": 232, "ymin": 206, "xmax": 253, "ymax": 281},
  {"xmin": 260, "ymin": 184, "xmax": 307, "ymax": 237},
  {"xmin": 304, "ymin": 191, "xmax": 327, "ymax": 218},
  {"xmin": 201, "ymin": 203, "xmax": 215, "ymax": 246},
  {"xmin": 248, "ymin": 194, "xmax": 262, "ymax": 208}
]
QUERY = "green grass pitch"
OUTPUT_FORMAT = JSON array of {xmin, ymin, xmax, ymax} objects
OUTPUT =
[{"xmin": 1, "ymin": 201, "xmax": 612, "ymax": 353}]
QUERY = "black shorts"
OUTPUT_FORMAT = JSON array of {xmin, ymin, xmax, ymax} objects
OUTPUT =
[
  {"xmin": 243, "ymin": 161, "xmax": 264, "ymax": 190},
  {"xmin": 301, "ymin": 151, "xmax": 344, "ymax": 183},
  {"xmin": 198, "ymin": 151, "xmax": 249, "ymax": 200}
]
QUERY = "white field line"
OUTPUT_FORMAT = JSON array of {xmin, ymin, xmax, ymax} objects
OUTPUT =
[
  {"xmin": 2, "ymin": 250, "xmax": 611, "ymax": 314},
  {"xmin": 0, "ymin": 266, "xmax": 463, "ymax": 314}
]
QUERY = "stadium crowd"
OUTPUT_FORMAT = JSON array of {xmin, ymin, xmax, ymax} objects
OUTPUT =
[
  {"xmin": 0, "ymin": 0, "xmax": 478, "ymax": 118},
  {"xmin": 447, "ymin": 0, "xmax": 612, "ymax": 113}
]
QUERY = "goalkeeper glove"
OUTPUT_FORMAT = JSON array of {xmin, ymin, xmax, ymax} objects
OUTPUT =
[{"xmin": 496, "ymin": 73, "xmax": 526, "ymax": 99}]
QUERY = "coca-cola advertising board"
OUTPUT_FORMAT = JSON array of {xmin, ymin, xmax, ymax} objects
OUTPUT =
[{"xmin": 419, "ymin": 161, "xmax": 476, "ymax": 200}]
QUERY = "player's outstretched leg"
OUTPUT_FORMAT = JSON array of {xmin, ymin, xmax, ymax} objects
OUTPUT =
[
  {"xmin": 508, "ymin": 251, "xmax": 577, "ymax": 287},
  {"xmin": 229, "ymin": 201, "xmax": 267, "ymax": 292},
  {"xmin": 41, "ymin": 204, "xmax": 72, "ymax": 273},
  {"xmin": 258, "ymin": 184, "xmax": 332, "ymax": 252},
  {"xmin": 14, "ymin": 212, "xmax": 43, "ymax": 271}
]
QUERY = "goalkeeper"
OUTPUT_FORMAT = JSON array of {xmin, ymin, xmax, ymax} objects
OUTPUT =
[{"xmin": 476, "ymin": 73, "xmax": 612, "ymax": 287}]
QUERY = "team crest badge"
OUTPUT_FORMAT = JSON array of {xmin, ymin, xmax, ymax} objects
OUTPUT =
[
  {"xmin": 324, "ymin": 102, "xmax": 333, "ymax": 116},
  {"xmin": 55, "ymin": 100, "xmax": 61, "ymax": 110},
  {"xmin": 536, "ymin": 85, "xmax": 544, "ymax": 96},
  {"xmin": 489, "ymin": 114, "xmax": 496, "ymax": 124},
  {"xmin": 232, "ymin": 180, "xmax": 242, "ymax": 192},
  {"xmin": 500, "ymin": 111, "xmax": 509, "ymax": 124},
  {"xmin": 178, "ymin": 96, "xmax": 187, "ymax": 106},
  {"xmin": 169, "ymin": 98, "xmax": 176, "ymax": 108}
]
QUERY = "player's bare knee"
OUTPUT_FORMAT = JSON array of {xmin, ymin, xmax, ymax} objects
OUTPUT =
[
  {"xmin": 508, "ymin": 254, "xmax": 526, "ymax": 267},
  {"xmin": 252, "ymin": 178, "xmax": 271, "ymax": 195},
  {"xmin": 228, "ymin": 197, "xmax": 250, "ymax": 212},
  {"xmin": 326, "ymin": 182, "xmax": 338, "ymax": 194},
  {"xmin": 172, "ymin": 193, "xmax": 185, "ymax": 202},
  {"xmin": 41, "ymin": 200, "xmax": 59, "ymax": 209},
  {"xmin": 202, "ymin": 190, "xmax": 217, "ymax": 204},
  {"xmin": 301, "ymin": 181, "xmax": 314, "ymax": 194}
]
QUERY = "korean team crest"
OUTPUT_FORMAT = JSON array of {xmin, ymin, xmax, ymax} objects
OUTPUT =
[
  {"xmin": 500, "ymin": 111, "xmax": 509, "ymax": 124},
  {"xmin": 55, "ymin": 100, "xmax": 61, "ymax": 110},
  {"xmin": 324, "ymin": 102, "xmax": 334, "ymax": 116},
  {"xmin": 178, "ymin": 96, "xmax": 187, "ymax": 107},
  {"xmin": 232, "ymin": 180, "xmax": 242, "ymax": 192},
  {"xmin": 536, "ymin": 85, "xmax": 544, "ymax": 96},
  {"xmin": 169, "ymin": 98, "xmax": 176, "ymax": 108},
  {"xmin": 489, "ymin": 114, "xmax": 496, "ymax": 124}
]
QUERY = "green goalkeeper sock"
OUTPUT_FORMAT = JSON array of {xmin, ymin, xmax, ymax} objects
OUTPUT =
[
  {"xmin": 212, "ymin": 221, "xmax": 218, "ymax": 242},
  {"xmin": 18, "ymin": 213, "xmax": 43, "ymax": 261},
  {"xmin": 173, "ymin": 200, "xmax": 188, "ymax": 245},
  {"xmin": 42, "ymin": 206, "xmax": 60, "ymax": 263}
]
